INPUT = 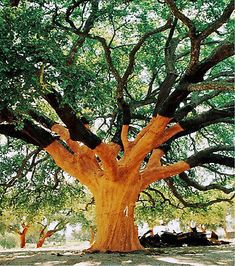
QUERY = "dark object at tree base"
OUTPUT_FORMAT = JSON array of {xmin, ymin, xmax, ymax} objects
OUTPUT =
[{"xmin": 139, "ymin": 228, "xmax": 231, "ymax": 248}]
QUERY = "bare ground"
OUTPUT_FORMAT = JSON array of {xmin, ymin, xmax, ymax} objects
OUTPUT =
[{"xmin": 0, "ymin": 243, "xmax": 234, "ymax": 266}]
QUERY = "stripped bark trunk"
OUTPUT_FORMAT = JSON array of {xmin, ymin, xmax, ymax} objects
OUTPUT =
[
  {"xmin": 36, "ymin": 230, "xmax": 55, "ymax": 248},
  {"xmin": 88, "ymin": 178, "xmax": 144, "ymax": 252},
  {"xmin": 19, "ymin": 225, "xmax": 29, "ymax": 248}
]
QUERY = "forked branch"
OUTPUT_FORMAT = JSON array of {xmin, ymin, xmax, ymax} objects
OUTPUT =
[
  {"xmin": 122, "ymin": 116, "xmax": 172, "ymax": 168},
  {"xmin": 45, "ymin": 141, "xmax": 99, "ymax": 188}
]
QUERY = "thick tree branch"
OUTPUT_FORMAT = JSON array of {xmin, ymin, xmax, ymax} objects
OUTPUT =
[
  {"xmin": 141, "ymin": 144, "xmax": 233, "ymax": 191},
  {"xmin": 186, "ymin": 146, "xmax": 234, "ymax": 168},
  {"xmin": 121, "ymin": 116, "xmax": 171, "ymax": 169},
  {"xmin": 51, "ymin": 123, "xmax": 101, "ymax": 174},
  {"xmin": 28, "ymin": 110, "xmax": 55, "ymax": 130},
  {"xmin": 121, "ymin": 102, "xmax": 131, "ymax": 125},
  {"xmin": 45, "ymin": 141, "xmax": 99, "ymax": 188},
  {"xmin": 191, "ymin": 41, "xmax": 234, "ymax": 81},
  {"xmin": 179, "ymin": 172, "xmax": 234, "ymax": 194},
  {"xmin": 176, "ymin": 106, "xmax": 234, "ymax": 138},
  {"xmin": 154, "ymin": 74, "xmax": 178, "ymax": 115},
  {"xmin": 38, "ymin": 66, "xmax": 101, "ymax": 149},
  {"xmin": 157, "ymin": 88, "xmax": 190, "ymax": 117},
  {"xmin": 121, "ymin": 125, "xmax": 130, "ymax": 153},
  {"xmin": 94, "ymin": 142, "xmax": 120, "ymax": 180},
  {"xmin": 149, "ymin": 149, "xmax": 165, "ymax": 168},
  {"xmin": 175, "ymin": 91, "xmax": 221, "ymax": 121},
  {"xmin": 0, "ymin": 102, "xmax": 55, "ymax": 145},
  {"xmin": 157, "ymin": 26, "xmax": 234, "ymax": 118},
  {"xmin": 121, "ymin": 119, "xmax": 183, "ymax": 171},
  {"xmin": 187, "ymin": 81, "xmax": 234, "ymax": 92},
  {"xmin": 161, "ymin": 123, "xmax": 184, "ymax": 144},
  {"xmin": 51, "ymin": 124, "xmax": 80, "ymax": 153},
  {"xmin": 161, "ymin": 46, "xmax": 232, "ymax": 116},
  {"xmin": 141, "ymin": 160, "xmax": 190, "ymax": 191},
  {"xmin": 154, "ymin": 20, "xmax": 179, "ymax": 112},
  {"xmin": 43, "ymin": 89, "xmax": 101, "ymax": 149},
  {"xmin": 0, "ymin": 122, "xmax": 56, "ymax": 148}
]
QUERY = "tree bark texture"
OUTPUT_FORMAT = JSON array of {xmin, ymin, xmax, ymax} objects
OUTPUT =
[{"xmin": 90, "ymin": 178, "xmax": 143, "ymax": 252}]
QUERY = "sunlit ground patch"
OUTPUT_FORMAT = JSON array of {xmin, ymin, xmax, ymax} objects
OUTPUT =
[
  {"xmin": 156, "ymin": 257, "xmax": 207, "ymax": 266},
  {"xmin": 74, "ymin": 262, "xmax": 101, "ymax": 266},
  {"xmin": 34, "ymin": 261, "xmax": 67, "ymax": 265}
]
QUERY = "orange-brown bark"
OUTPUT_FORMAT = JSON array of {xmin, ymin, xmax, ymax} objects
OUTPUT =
[
  {"xmin": 147, "ymin": 149, "xmax": 165, "ymax": 168},
  {"xmin": 45, "ymin": 141, "xmax": 101, "ymax": 191},
  {"xmin": 162, "ymin": 123, "xmax": 184, "ymax": 143},
  {"xmin": 121, "ymin": 125, "xmax": 130, "ymax": 152},
  {"xmin": 141, "ymin": 161, "xmax": 190, "ymax": 191},
  {"xmin": 44, "ymin": 115, "xmax": 192, "ymax": 252},
  {"xmin": 19, "ymin": 224, "xmax": 30, "ymax": 248},
  {"xmin": 36, "ymin": 230, "xmax": 55, "ymax": 248},
  {"xmin": 120, "ymin": 115, "xmax": 172, "ymax": 168},
  {"xmin": 89, "ymin": 177, "xmax": 144, "ymax": 252}
]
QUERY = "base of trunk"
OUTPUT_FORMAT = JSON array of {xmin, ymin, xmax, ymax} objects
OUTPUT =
[{"xmin": 86, "ymin": 242, "xmax": 144, "ymax": 253}]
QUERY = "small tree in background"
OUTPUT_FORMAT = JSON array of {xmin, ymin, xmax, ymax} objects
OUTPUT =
[{"xmin": 0, "ymin": 138, "xmax": 90, "ymax": 248}]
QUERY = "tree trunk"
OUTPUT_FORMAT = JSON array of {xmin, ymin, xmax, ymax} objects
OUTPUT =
[
  {"xmin": 37, "ymin": 231, "xmax": 55, "ymax": 248},
  {"xmin": 19, "ymin": 225, "xmax": 29, "ymax": 248},
  {"xmin": 19, "ymin": 232, "xmax": 27, "ymax": 248},
  {"xmin": 88, "ymin": 179, "xmax": 144, "ymax": 252},
  {"xmin": 37, "ymin": 237, "xmax": 46, "ymax": 248}
]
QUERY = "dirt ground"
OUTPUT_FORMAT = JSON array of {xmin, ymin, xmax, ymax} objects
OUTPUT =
[{"xmin": 0, "ymin": 243, "xmax": 234, "ymax": 266}]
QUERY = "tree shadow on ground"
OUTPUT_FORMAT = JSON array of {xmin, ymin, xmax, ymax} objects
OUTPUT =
[{"xmin": 0, "ymin": 245, "xmax": 234, "ymax": 266}]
